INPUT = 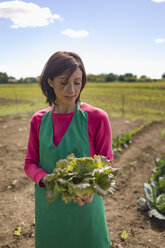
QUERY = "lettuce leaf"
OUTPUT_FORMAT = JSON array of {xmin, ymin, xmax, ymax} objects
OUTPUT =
[{"xmin": 45, "ymin": 154, "xmax": 118, "ymax": 204}]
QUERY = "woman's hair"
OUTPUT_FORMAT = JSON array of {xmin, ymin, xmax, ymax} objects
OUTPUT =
[{"xmin": 39, "ymin": 51, "xmax": 87, "ymax": 105}]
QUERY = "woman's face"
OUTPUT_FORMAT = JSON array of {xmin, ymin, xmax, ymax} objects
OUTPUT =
[{"xmin": 48, "ymin": 68, "xmax": 82, "ymax": 108}]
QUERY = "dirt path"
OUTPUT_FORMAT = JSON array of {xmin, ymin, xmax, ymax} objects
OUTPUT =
[
  {"xmin": 0, "ymin": 112, "xmax": 164, "ymax": 248},
  {"xmin": 106, "ymin": 121, "xmax": 165, "ymax": 248}
]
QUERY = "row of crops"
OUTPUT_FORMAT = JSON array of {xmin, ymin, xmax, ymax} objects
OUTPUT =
[
  {"xmin": 112, "ymin": 123, "xmax": 165, "ymax": 220},
  {"xmin": 112, "ymin": 123, "xmax": 145, "ymax": 154},
  {"xmin": 137, "ymin": 154, "xmax": 165, "ymax": 220}
]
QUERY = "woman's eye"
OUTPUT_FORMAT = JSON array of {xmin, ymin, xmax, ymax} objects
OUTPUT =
[
  {"xmin": 61, "ymin": 82, "xmax": 67, "ymax": 86},
  {"xmin": 74, "ymin": 82, "xmax": 81, "ymax": 85}
]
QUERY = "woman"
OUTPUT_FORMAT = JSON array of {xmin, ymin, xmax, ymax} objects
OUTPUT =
[{"xmin": 25, "ymin": 51, "xmax": 113, "ymax": 248}]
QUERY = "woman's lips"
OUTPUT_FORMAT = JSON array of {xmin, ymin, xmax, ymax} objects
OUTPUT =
[{"xmin": 65, "ymin": 96, "xmax": 75, "ymax": 100}]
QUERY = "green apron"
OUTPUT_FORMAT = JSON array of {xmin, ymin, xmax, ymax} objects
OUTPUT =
[{"xmin": 35, "ymin": 106, "xmax": 111, "ymax": 248}]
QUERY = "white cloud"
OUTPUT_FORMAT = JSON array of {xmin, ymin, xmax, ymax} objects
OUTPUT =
[
  {"xmin": 0, "ymin": 0, "xmax": 63, "ymax": 28},
  {"xmin": 61, "ymin": 29, "xmax": 89, "ymax": 38},
  {"xmin": 152, "ymin": 0, "xmax": 165, "ymax": 3},
  {"xmin": 154, "ymin": 38, "xmax": 165, "ymax": 43}
]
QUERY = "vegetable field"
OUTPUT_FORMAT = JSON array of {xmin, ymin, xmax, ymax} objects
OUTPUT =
[{"xmin": 0, "ymin": 82, "xmax": 165, "ymax": 248}]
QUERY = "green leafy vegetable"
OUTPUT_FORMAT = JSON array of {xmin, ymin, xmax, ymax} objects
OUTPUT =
[
  {"xmin": 44, "ymin": 154, "xmax": 118, "ymax": 204},
  {"xmin": 137, "ymin": 154, "xmax": 165, "ymax": 220}
]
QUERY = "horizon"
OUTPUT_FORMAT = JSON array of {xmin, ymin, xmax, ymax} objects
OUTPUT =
[{"xmin": 4, "ymin": 72, "xmax": 164, "ymax": 81}]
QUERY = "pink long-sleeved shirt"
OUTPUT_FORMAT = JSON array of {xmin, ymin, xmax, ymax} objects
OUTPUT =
[{"xmin": 24, "ymin": 103, "xmax": 113, "ymax": 187}]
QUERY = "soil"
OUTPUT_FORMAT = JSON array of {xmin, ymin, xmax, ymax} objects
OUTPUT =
[{"xmin": 0, "ymin": 111, "xmax": 165, "ymax": 248}]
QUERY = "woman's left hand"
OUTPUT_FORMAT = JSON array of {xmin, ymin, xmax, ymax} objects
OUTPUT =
[{"xmin": 73, "ymin": 194, "xmax": 94, "ymax": 206}]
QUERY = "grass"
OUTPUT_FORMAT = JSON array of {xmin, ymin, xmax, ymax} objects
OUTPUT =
[
  {"xmin": 0, "ymin": 84, "xmax": 47, "ymax": 116},
  {"xmin": 0, "ymin": 81, "xmax": 165, "ymax": 121},
  {"xmin": 81, "ymin": 81, "xmax": 165, "ymax": 121}
]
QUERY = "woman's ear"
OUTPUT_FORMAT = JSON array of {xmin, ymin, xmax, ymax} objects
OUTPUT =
[{"xmin": 48, "ymin": 78, "xmax": 53, "ymax": 88}]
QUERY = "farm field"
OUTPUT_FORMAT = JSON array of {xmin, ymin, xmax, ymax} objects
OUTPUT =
[
  {"xmin": 0, "ymin": 82, "xmax": 165, "ymax": 248},
  {"xmin": 0, "ymin": 81, "xmax": 165, "ymax": 120}
]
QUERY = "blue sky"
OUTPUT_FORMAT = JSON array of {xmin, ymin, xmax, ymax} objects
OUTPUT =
[{"xmin": 0, "ymin": 0, "xmax": 165, "ymax": 79}]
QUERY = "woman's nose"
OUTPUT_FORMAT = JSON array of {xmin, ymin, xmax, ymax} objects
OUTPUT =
[{"xmin": 67, "ymin": 83, "xmax": 75, "ymax": 93}]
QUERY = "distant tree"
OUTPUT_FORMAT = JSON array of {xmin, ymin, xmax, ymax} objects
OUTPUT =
[
  {"xmin": 118, "ymin": 73, "xmax": 137, "ymax": 82},
  {"xmin": 162, "ymin": 73, "xmax": 165, "ymax": 79},
  {"xmin": 118, "ymin": 75, "xmax": 125, "ymax": 82},
  {"xmin": 87, "ymin": 74, "xmax": 97, "ymax": 82},
  {"xmin": 124, "ymin": 73, "xmax": 137, "ymax": 82},
  {"xmin": 24, "ymin": 77, "xmax": 37, "ymax": 83},
  {"xmin": 95, "ymin": 74, "xmax": 107, "ymax": 82},
  {"xmin": 87, "ymin": 74, "xmax": 106, "ymax": 82},
  {"xmin": 0, "ymin": 72, "xmax": 8, "ymax": 84},
  {"xmin": 138, "ymin": 75, "xmax": 148, "ymax": 82},
  {"xmin": 105, "ymin": 73, "xmax": 117, "ymax": 82},
  {"xmin": 17, "ymin": 77, "xmax": 37, "ymax": 84},
  {"xmin": 138, "ymin": 75, "xmax": 152, "ymax": 82},
  {"xmin": 17, "ymin": 77, "xmax": 24, "ymax": 84}
]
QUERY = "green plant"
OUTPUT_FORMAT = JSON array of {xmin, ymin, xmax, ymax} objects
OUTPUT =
[
  {"xmin": 137, "ymin": 154, "xmax": 165, "ymax": 220},
  {"xmin": 112, "ymin": 133, "xmax": 132, "ymax": 153},
  {"xmin": 112, "ymin": 123, "xmax": 146, "ymax": 154},
  {"xmin": 44, "ymin": 154, "xmax": 118, "ymax": 204}
]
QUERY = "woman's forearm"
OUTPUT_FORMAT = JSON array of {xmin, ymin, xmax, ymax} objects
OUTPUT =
[{"xmin": 24, "ymin": 160, "xmax": 47, "ymax": 187}]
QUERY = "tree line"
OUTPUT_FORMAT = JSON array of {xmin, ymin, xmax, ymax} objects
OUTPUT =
[
  {"xmin": 0, "ymin": 72, "xmax": 38, "ymax": 84},
  {"xmin": 87, "ymin": 73, "xmax": 165, "ymax": 82},
  {"xmin": 0, "ymin": 72, "xmax": 165, "ymax": 84}
]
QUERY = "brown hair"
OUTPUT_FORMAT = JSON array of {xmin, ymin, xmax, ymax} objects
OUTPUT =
[{"xmin": 39, "ymin": 51, "xmax": 87, "ymax": 105}]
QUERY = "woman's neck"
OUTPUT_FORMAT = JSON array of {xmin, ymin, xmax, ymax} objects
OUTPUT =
[{"xmin": 53, "ymin": 103, "xmax": 77, "ymax": 113}]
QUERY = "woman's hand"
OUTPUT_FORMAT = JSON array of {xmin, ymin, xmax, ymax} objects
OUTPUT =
[
  {"xmin": 40, "ymin": 175, "xmax": 94, "ymax": 206},
  {"xmin": 40, "ymin": 173, "xmax": 54, "ymax": 187},
  {"xmin": 73, "ymin": 194, "xmax": 94, "ymax": 206}
]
